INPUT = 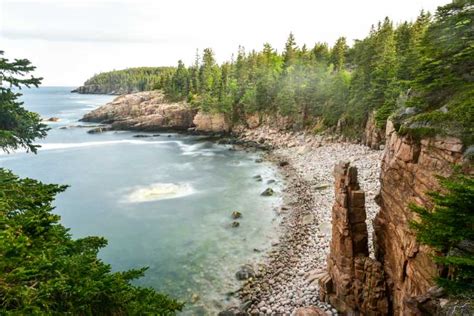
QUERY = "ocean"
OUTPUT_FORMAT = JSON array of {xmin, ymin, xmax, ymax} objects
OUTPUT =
[{"xmin": 1, "ymin": 87, "xmax": 282, "ymax": 314}]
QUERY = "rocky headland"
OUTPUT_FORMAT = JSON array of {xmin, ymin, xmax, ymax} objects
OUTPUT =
[
  {"xmin": 71, "ymin": 84, "xmax": 128, "ymax": 95},
  {"xmin": 81, "ymin": 91, "xmax": 196, "ymax": 131},
  {"xmin": 81, "ymin": 90, "xmax": 231, "ymax": 133}
]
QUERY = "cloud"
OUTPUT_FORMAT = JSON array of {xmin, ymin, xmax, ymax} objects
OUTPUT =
[
  {"xmin": 1, "ymin": 0, "xmax": 166, "ymax": 43},
  {"xmin": 1, "ymin": 29, "xmax": 168, "ymax": 44}
]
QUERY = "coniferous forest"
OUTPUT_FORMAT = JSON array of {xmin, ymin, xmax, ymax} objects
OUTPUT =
[
  {"xmin": 76, "ymin": 67, "xmax": 174, "ymax": 94},
  {"xmin": 154, "ymin": 0, "xmax": 472, "ymax": 143},
  {"xmin": 78, "ymin": 1, "xmax": 472, "ymax": 143}
]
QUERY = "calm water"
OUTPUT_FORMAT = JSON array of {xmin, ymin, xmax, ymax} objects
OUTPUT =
[{"xmin": 1, "ymin": 87, "xmax": 282, "ymax": 314}]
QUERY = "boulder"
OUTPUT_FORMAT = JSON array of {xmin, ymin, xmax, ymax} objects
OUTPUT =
[
  {"xmin": 235, "ymin": 264, "xmax": 255, "ymax": 280},
  {"xmin": 260, "ymin": 188, "xmax": 274, "ymax": 196},
  {"xmin": 231, "ymin": 211, "xmax": 242, "ymax": 219},
  {"xmin": 87, "ymin": 126, "xmax": 111, "ymax": 134}
]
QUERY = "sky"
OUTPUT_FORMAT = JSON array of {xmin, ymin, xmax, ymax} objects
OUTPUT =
[{"xmin": 1, "ymin": 0, "xmax": 449, "ymax": 86}]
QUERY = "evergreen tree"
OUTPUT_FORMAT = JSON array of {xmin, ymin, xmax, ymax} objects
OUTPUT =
[
  {"xmin": 0, "ymin": 51, "xmax": 48, "ymax": 153},
  {"xmin": 330, "ymin": 37, "xmax": 348, "ymax": 71},
  {"xmin": 283, "ymin": 33, "xmax": 298, "ymax": 69},
  {"xmin": 410, "ymin": 170, "xmax": 474, "ymax": 297}
]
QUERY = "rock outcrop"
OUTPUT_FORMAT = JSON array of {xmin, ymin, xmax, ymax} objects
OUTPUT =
[
  {"xmin": 71, "ymin": 85, "xmax": 129, "ymax": 95},
  {"xmin": 363, "ymin": 111, "xmax": 385, "ymax": 150},
  {"xmin": 81, "ymin": 91, "xmax": 197, "ymax": 131},
  {"xmin": 193, "ymin": 112, "xmax": 230, "ymax": 133},
  {"xmin": 319, "ymin": 162, "xmax": 389, "ymax": 315},
  {"xmin": 373, "ymin": 121, "xmax": 467, "ymax": 315}
]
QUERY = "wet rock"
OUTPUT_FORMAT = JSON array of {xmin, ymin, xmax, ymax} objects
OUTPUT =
[
  {"xmin": 231, "ymin": 211, "xmax": 242, "ymax": 219},
  {"xmin": 87, "ymin": 126, "xmax": 110, "ymax": 134},
  {"xmin": 133, "ymin": 134, "xmax": 154, "ymax": 138},
  {"xmin": 255, "ymin": 158, "xmax": 264, "ymax": 163},
  {"xmin": 279, "ymin": 160, "xmax": 289, "ymax": 167},
  {"xmin": 253, "ymin": 175, "xmax": 263, "ymax": 181},
  {"xmin": 231, "ymin": 221, "xmax": 240, "ymax": 228},
  {"xmin": 261, "ymin": 188, "xmax": 274, "ymax": 196},
  {"xmin": 267, "ymin": 179, "xmax": 276, "ymax": 184},
  {"xmin": 46, "ymin": 117, "xmax": 60, "ymax": 122},
  {"xmin": 236, "ymin": 264, "xmax": 255, "ymax": 280}
]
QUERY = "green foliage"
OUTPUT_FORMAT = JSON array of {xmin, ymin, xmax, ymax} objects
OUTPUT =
[
  {"xmin": 0, "ymin": 52, "xmax": 183, "ymax": 314},
  {"xmin": 401, "ymin": 0, "xmax": 474, "ymax": 144},
  {"xmin": 83, "ymin": 67, "xmax": 174, "ymax": 94},
  {"xmin": 152, "ymin": 1, "xmax": 472, "ymax": 141},
  {"xmin": 82, "ymin": 1, "xmax": 471, "ymax": 141},
  {"xmin": 0, "ymin": 169, "xmax": 184, "ymax": 315},
  {"xmin": 0, "ymin": 51, "xmax": 48, "ymax": 153},
  {"xmin": 410, "ymin": 170, "xmax": 474, "ymax": 297}
]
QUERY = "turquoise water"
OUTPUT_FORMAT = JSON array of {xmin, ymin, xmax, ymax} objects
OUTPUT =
[{"xmin": 1, "ymin": 87, "xmax": 282, "ymax": 314}]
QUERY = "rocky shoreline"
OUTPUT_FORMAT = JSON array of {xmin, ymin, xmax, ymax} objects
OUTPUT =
[
  {"xmin": 220, "ymin": 128, "xmax": 382, "ymax": 315},
  {"xmin": 79, "ymin": 92, "xmax": 383, "ymax": 314}
]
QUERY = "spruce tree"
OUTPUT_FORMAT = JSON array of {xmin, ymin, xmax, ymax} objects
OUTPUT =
[{"xmin": 410, "ymin": 170, "xmax": 474, "ymax": 297}]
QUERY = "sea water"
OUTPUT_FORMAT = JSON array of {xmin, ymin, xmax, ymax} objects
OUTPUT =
[{"xmin": 0, "ymin": 87, "xmax": 282, "ymax": 314}]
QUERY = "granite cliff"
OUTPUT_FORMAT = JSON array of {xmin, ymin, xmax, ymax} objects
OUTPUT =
[{"xmin": 319, "ymin": 122, "xmax": 472, "ymax": 315}]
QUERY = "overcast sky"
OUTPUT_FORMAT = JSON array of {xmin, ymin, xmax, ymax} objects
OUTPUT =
[{"xmin": 1, "ymin": 0, "xmax": 448, "ymax": 86}]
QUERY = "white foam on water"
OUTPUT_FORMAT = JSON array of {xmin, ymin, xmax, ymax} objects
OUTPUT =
[
  {"xmin": 125, "ymin": 182, "xmax": 195, "ymax": 203},
  {"xmin": 36, "ymin": 139, "xmax": 168, "ymax": 151},
  {"xmin": 177, "ymin": 142, "xmax": 223, "ymax": 157}
]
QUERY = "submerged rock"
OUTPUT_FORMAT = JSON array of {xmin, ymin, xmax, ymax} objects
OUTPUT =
[
  {"xmin": 231, "ymin": 211, "xmax": 242, "ymax": 219},
  {"xmin": 253, "ymin": 175, "xmax": 263, "ymax": 181},
  {"xmin": 133, "ymin": 134, "xmax": 154, "ymax": 138},
  {"xmin": 231, "ymin": 221, "xmax": 240, "ymax": 228},
  {"xmin": 261, "ymin": 188, "xmax": 275, "ymax": 196}
]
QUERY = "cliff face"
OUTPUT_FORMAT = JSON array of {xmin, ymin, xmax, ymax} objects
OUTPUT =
[
  {"xmin": 321, "ymin": 121, "xmax": 469, "ymax": 315},
  {"xmin": 373, "ymin": 121, "xmax": 465, "ymax": 315},
  {"xmin": 363, "ymin": 111, "xmax": 385, "ymax": 150},
  {"xmin": 193, "ymin": 112, "xmax": 231, "ymax": 133},
  {"xmin": 81, "ymin": 91, "xmax": 197, "ymax": 131}
]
